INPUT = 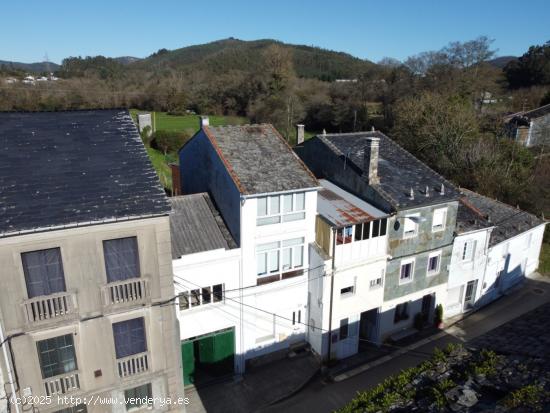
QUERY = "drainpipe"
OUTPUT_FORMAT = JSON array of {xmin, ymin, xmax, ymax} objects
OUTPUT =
[
  {"xmin": 238, "ymin": 197, "xmax": 245, "ymax": 375},
  {"xmin": 0, "ymin": 323, "xmax": 20, "ymax": 413},
  {"xmin": 326, "ymin": 228, "xmax": 337, "ymax": 363}
]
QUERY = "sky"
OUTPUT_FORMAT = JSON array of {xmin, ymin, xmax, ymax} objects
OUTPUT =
[{"xmin": 1, "ymin": 0, "xmax": 549, "ymax": 64}]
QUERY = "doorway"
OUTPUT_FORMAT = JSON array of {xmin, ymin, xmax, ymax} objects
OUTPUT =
[
  {"xmin": 359, "ymin": 308, "xmax": 379, "ymax": 351},
  {"xmin": 421, "ymin": 293, "xmax": 435, "ymax": 323},
  {"xmin": 181, "ymin": 327, "xmax": 235, "ymax": 386},
  {"xmin": 335, "ymin": 315, "xmax": 359, "ymax": 359},
  {"xmin": 463, "ymin": 280, "xmax": 478, "ymax": 310}
]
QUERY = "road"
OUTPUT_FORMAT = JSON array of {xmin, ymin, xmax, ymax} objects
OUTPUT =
[{"xmin": 259, "ymin": 275, "xmax": 550, "ymax": 413}]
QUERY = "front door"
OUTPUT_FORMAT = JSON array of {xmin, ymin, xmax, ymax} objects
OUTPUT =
[
  {"xmin": 359, "ymin": 308, "xmax": 379, "ymax": 350},
  {"xmin": 463, "ymin": 280, "xmax": 477, "ymax": 310},
  {"xmin": 421, "ymin": 293, "xmax": 434, "ymax": 323},
  {"xmin": 336, "ymin": 315, "xmax": 359, "ymax": 359}
]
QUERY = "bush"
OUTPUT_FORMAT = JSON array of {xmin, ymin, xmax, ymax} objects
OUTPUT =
[
  {"xmin": 435, "ymin": 304, "xmax": 444, "ymax": 324},
  {"xmin": 151, "ymin": 130, "xmax": 190, "ymax": 155}
]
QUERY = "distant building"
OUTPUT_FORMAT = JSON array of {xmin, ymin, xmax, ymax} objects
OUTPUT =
[
  {"xmin": 504, "ymin": 103, "xmax": 550, "ymax": 147},
  {"xmin": 0, "ymin": 110, "xmax": 184, "ymax": 412}
]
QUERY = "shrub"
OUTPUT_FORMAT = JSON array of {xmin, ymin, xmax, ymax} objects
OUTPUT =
[{"xmin": 151, "ymin": 130, "xmax": 190, "ymax": 155}]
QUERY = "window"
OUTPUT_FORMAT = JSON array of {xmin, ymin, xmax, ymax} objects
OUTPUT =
[
  {"xmin": 394, "ymin": 302, "xmax": 409, "ymax": 323},
  {"xmin": 336, "ymin": 226, "xmax": 353, "ymax": 244},
  {"xmin": 256, "ymin": 242, "xmax": 280, "ymax": 276},
  {"xmin": 37, "ymin": 334, "xmax": 77, "ymax": 378},
  {"xmin": 103, "ymin": 237, "xmax": 140, "ymax": 283},
  {"xmin": 427, "ymin": 252, "xmax": 441, "ymax": 276},
  {"xmin": 353, "ymin": 219, "xmax": 387, "ymax": 242},
  {"xmin": 370, "ymin": 277, "xmax": 382, "ymax": 289},
  {"xmin": 380, "ymin": 218, "xmax": 387, "ymax": 236},
  {"xmin": 372, "ymin": 220, "xmax": 380, "ymax": 237},
  {"xmin": 292, "ymin": 310, "xmax": 302, "ymax": 326},
  {"xmin": 22, "ymin": 248, "xmax": 66, "ymax": 298},
  {"xmin": 179, "ymin": 284, "xmax": 223, "ymax": 310},
  {"xmin": 339, "ymin": 318, "xmax": 349, "ymax": 340},
  {"xmin": 112, "ymin": 318, "xmax": 146, "ymax": 359},
  {"xmin": 124, "ymin": 383, "xmax": 152, "ymax": 411},
  {"xmin": 399, "ymin": 260, "xmax": 415, "ymax": 284},
  {"xmin": 340, "ymin": 286, "xmax": 354, "ymax": 296},
  {"xmin": 257, "ymin": 192, "xmax": 306, "ymax": 226},
  {"xmin": 462, "ymin": 240, "xmax": 476, "ymax": 262},
  {"xmin": 257, "ymin": 239, "xmax": 304, "ymax": 278},
  {"xmin": 432, "ymin": 208, "xmax": 447, "ymax": 232},
  {"xmin": 403, "ymin": 215, "xmax": 419, "ymax": 238}
]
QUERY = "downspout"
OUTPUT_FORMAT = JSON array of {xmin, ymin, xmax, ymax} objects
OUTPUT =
[
  {"xmin": 0, "ymin": 323, "xmax": 21, "ymax": 413},
  {"xmin": 238, "ymin": 196, "xmax": 245, "ymax": 375},
  {"xmin": 326, "ymin": 228, "xmax": 337, "ymax": 363}
]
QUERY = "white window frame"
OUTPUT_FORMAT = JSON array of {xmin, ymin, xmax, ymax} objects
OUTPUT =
[
  {"xmin": 256, "ymin": 192, "xmax": 306, "ymax": 226},
  {"xmin": 431, "ymin": 208, "xmax": 447, "ymax": 232},
  {"xmin": 399, "ymin": 258, "xmax": 415, "ymax": 284},
  {"xmin": 340, "ymin": 277, "xmax": 356, "ymax": 297},
  {"xmin": 427, "ymin": 251, "xmax": 442, "ymax": 276},
  {"xmin": 462, "ymin": 240, "xmax": 476, "ymax": 262},
  {"xmin": 369, "ymin": 277, "xmax": 383, "ymax": 289},
  {"xmin": 403, "ymin": 214, "xmax": 419, "ymax": 239},
  {"xmin": 256, "ymin": 238, "xmax": 305, "ymax": 279},
  {"xmin": 178, "ymin": 283, "xmax": 224, "ymax": 311}
]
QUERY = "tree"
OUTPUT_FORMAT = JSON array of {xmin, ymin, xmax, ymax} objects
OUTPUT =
[
  {"xmin": 151, "ymin": 130, "xmax": 189, "ymax": 155},
  {"xmin": 505, "ymin": 43, "xmax": 550, "ymax": 88}
]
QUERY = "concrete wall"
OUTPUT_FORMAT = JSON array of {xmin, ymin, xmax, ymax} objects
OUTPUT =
[
  {"xmin": 527, "ymin": 114, "xmax": 550, "ymax": 147},
  {"xmin": 0, "ymin": 218, "xmax": 184, "ymax": 412},
  {"xmin": 179, "ymin": 131, "xmax": 242, "ymax": 244}
]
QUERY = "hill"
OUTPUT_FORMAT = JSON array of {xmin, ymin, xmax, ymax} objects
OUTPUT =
[
  {"xmin": 133, "ymin": 38, "xmax": 376, "ymax": 81},
  {"xmin": 0, "ymin": 60, "xmax": 60, "ymax": 73},
  {"xmin": 488, "ymin": 55, "xmax": 517, "ymax": 69}
]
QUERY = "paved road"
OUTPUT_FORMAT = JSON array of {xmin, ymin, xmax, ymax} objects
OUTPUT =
[{"xmin": 259, "ymin": 276, "xmax": 550, "ymax": 413}]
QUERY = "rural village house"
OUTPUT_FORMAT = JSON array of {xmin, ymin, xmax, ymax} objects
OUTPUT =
[{"xmin": 504, "ymin": 103, "xmax": 550, "ymax": 147}]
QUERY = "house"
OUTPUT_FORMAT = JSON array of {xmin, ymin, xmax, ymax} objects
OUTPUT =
[
  {"xmin": 308, "ymin": 179, "xmax": 389, "ymax": 360},
  {"xmin": 0, "ymin": 110, "xmax": 184, "ymax": 412},
  {"xmin": 296, "ymin": 131, "xmax": 461, "ymax": 342},
  {"xmin": 176, "ymin": 118, "xmax": 320, "ymax": 376},
  {"xmin": 446, "ymin": 190, "xmax": 546, "ymax": 315},
  {"xmin": 504, "ymin": 103, "xmax": 550, "ymax": 147}
]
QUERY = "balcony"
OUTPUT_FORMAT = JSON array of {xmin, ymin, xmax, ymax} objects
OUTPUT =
[
  {"xmin": 102, "ymin": 277, "xmax": 149, "ymax": 309},
  {"xmin": 44, "ymin": 371, "xmax": 80, "ymax": 396},
  {"xmin": 22, "ymin": 292, "xmax": 77, "ymax": 325},
  {"xmin": 117, "ymin": 352, "xmax": 149, "ymax": 378}
]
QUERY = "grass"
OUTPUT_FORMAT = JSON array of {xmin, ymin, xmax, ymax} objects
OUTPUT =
[
  {"xmin": 130, "ymin": 110, "xmax": 248, "ymax": 191},
  {"xmin": 540, "ymin": 242, "xmax": 550, "ymax": 276}
]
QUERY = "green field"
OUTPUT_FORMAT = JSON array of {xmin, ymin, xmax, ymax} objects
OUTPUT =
[{"xmin": 131, "ymin": 110, "xmax": 248, "ymax": 192}]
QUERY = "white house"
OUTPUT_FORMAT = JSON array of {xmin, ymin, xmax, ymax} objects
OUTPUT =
[
  {"xmin": 309, "ymin": 179, "xmax": 389, "ymax": 361},
  {"xmin": 446, "ymin": 189, "xmax": 546, "ymax": 317},
  {"xmin": 175, "ymin": 119, "xmax": 320, "ymax": 383}
]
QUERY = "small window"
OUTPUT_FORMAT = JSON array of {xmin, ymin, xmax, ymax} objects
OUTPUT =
[
  {"xmin": 372, "ymin": 220, "xmax": 380, "ymax": 237},
  {"xmin": 340, "ymin": 286, "xmax": 354, "ymax": 296},
  {"xmin": 369, "ymin": 278, "xmax": 382, "ymax": 288},
  {"xmin": 213, "ymin": 284, "xmax": 223, "ymax": 302},
  {"xmin": 202, "ymin": 287, "xmax": 212, "ymax": 304},
  {"xmin": 403, "ymin": 215, "xmax": 419, "ymax": 238},
  {"xmin": 112, "ymin": 318, "xmax": 146, "ymax": 359},
  {"xmin": 427, "ymin": 252, "xmax": 441, "ymax": 275},
  {"xmin": 400, "ymin": 260, "xmax": 414, "ymax": 283},
  {"xmin": 282, "ymin": 238, "xmax": 304, "ymax": 271},
  {"xmin": 292, "ymin": 310, "xmax": 302, "ymax": 326},
  {"xmin": 103, "ymin": 237, "xmax": 140, "ymax": 283},
  {"xmin": 124, "ymin": 383, "xmax": 152, "ymax": 411},
  {"xmin": 190, "ymin": 289, "xmax": 201, "ymax": 307},
  {"xmin": 37, "ymin": 334, "xmax": 77, "ymax": 379},
  {"xmin": 339, "ymin": 318, "xmax": 349, "ymax": 340},
  {"xmin": 462, "ymin": 240, "xmax": 476, "ymax": 261},
  {"xmin": 22, "ymin": 247, "xmax": 66, "ymax": 298},
  {"xmin": 256, "ymin": 242, "xmax": 280, "ymax": 276},
  {"xmin": 336, "ymin": 226, "xmax": 353, "ymax": 244},
  {"xmin": 432, "ymin": 208, "xmax": 447, "ymax": 232},
  {"xmin": 394, "ymin": 302, "xmax": 409, "ymax": 323},
  {"xmin": 380, "ymin": 218, "xmax": 387, "ymax": 236},
  {"xmin": 354, "ymin": 224, "xmax": 363, "ymax": 241}
]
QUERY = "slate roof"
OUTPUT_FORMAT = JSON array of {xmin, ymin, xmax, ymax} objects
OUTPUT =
[
  {"xmin": 201, "ymin": 124, "xmax": 319, "ymax": 195},
  {"xmin": 317, "ymin": 131, "xmax": 460, "ymax": 210},
  {"xmin": 458, "ymin": 189, "xmax": 544, "ymax": 246},
  {"xmin": 170, "ymin": 193, "xmax": 237, "ymax": 258},
  {"xmin": 504, "ymin": 103, "xmax": 550, "ymax": 125},
  {"xmin": 317, "ymin": 179, "xmax": 387, "ymax": 227},
  {"xmin": 0, "ymin": 109, "xmax": 170, "ymax": 237}
]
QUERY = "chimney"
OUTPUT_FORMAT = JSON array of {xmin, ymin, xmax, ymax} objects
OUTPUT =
[
  {"xmin": 199, "ymin": 116, "xmax": 209, "ymax": 129},
  {"xmin": 296, "ymin": 124, "xmax": 305, "ymax": 145},
  {"xmin": 362, "ymin": 137, "xmax": 380, "ymax": 185},
  {"xmin": 170, "ymin": 163, "xmax": 182, "ymax": 196}
]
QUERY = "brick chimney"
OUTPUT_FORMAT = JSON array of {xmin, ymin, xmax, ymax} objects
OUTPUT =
[
  {"xmin": 199, "ymin": 116, "xmax": 209, "ymax": 129},
  {"xmin": 362, "ymin": 137, "xmax": 380, "ymax": 185},
  {"xmin": 296, "ymin": 124, "xmax": 305, "ymax": 145},
  {"xmin": 170, "ymin": 163, "xmax": 181, "ymax": 196}
]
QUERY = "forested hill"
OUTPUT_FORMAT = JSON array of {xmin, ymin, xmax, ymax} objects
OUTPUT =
[{"xmin": 129, "ymin": 38, "xmax": 375, "ymax": 81}]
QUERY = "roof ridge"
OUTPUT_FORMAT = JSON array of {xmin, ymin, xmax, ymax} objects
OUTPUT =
[{"xmin": 461, "ymin": 188, "xmax": 541, "ymax": 222}]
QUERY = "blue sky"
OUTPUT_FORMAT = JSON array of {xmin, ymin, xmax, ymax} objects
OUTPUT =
[{"xmin": 1, "ymin": 0, "xmax": 549, "ymax": 64}]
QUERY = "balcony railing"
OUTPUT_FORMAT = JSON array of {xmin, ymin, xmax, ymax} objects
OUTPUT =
[
  {"xmin": 22, "ymin": 292, "xmax": 77, "ymax": 324},
  {"xmin": 117, "ymin": 352, "xmax": 149, "ymax": 378},
  {"xmin": 102, "ymin": 277, "xmax": 149, "ymax": 308},
  {"xmin": 44, "ymin": 371, "xmax": 80, "ymax": 396}
]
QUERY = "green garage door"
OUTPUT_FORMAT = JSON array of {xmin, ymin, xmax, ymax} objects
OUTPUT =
[{"xmin": 181, "ymin": 328, "xmax": 235, "ymax": 386}]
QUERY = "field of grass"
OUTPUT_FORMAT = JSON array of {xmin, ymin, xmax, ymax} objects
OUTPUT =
[{"xmin": 131, "ymin": 110, "xmax": 248, "ymax": 191}]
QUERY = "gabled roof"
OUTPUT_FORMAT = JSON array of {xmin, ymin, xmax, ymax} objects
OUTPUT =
[
  {"xmin": 317, "ymin": 179, "xmax": 387, "ymax": 228},
  {"xmin": 458, "ymin": 189, "xmax": 544, "ymax": 246},
  {"xmin": 504, "ymin": 103, "xmax": 550, "ymax": 125},
  {"xmin": 199, "ymin": 124, "xmax": 319, "ymax": 195},
  {"xmin": 0, "ymin": 109, "xmax": 170, "ymax": 237},
  {"xmin": 170, "ymin": 193, "xmax": 237, "ymax": 258},
  {"xmin": 315, "ymin": 131, "xmax": 460, "ymax": 210}
]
